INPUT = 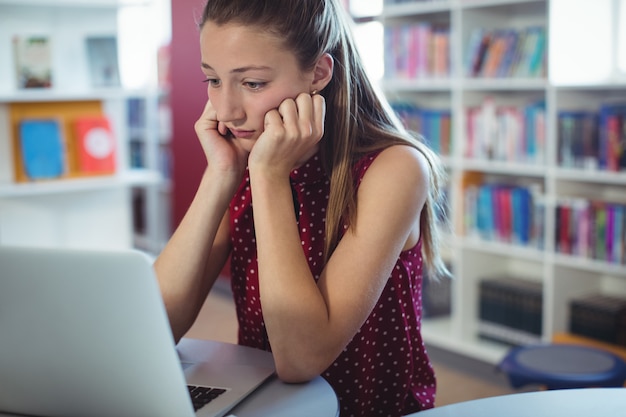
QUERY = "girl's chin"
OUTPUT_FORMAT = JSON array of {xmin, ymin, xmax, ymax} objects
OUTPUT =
[{"xmin": 232, "ymin": 137, "xmax": 258, "ymax": 152}]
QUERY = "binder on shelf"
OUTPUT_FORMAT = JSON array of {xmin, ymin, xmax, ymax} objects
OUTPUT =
[
  {"xmin": 85, "ymin": 36, "xmax": 121, "ymax": 88},
  {"xmin": 74, "ymin": 115, "xmax": 117, "ymax": 175},
  {"xmin": 422, "ymin": 264, "xmax": 453, "ymax": 319},
  {"xmin": 569, "ymin": 294, "xmax": 626, "ymax": 347},
  {"xmin": 13, "ymin": 35, "xmax": 52, "ymax": 89},
  {"xmin": 18, "ymin": 119, "xmax": 66, "ymax": 180},
  {"xmin": 478, "ymin": 276, "xmax": 543, "ymax": 346}
]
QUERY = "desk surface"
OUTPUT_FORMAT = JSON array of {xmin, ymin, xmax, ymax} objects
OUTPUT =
[
  {"xmin": 177, "ymin": 338, "xmax": 339, "ymax": 417},
  {"xmin": 0, "ymin": 338, "xmax": 338, "ymax": 417},
  {"xmin": 410, "ymin": 387, "xmax": 626, "ymax": 417}
]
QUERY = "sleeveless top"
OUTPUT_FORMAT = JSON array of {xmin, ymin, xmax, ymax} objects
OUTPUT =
[{"xmin": 228, "ymin": 151, "xmax": 436, "ymax": 417}]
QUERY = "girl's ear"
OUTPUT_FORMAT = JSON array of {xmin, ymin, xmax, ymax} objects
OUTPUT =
[{"xmin": 310, "ymin": 53, "xmax": 334, "ymax": 93}]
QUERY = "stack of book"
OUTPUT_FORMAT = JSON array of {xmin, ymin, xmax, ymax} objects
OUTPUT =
[
  {"xmin": 463, "ymin": 183, "xmax": 544, "ymax": 248},
  {"xmin": 465, "ymin": 26, "xmax": 546, "ymax": 78},
  {"xmin": 557, "ymin": 103, "xmax": 626, "ymax": 172},
  {"xmin": 478, "ymin": 276, "xmax": 543, "ymax": 346},
  {"xmin": 390, "ymin": 102, "xmax": 452, "ymax": 155},
  {"xmin": 554, "ymin": 198, "xmax": 625, "ymax": 265},
  {"xmin": 384, "ymin": 22, "xmax": 450, "ymax": 80},
  {"xmin": 465, "ymin": 97, "xmax": 545, "ymax": 163},
  {"xmin": 569, "ymin": 294, "xmax": 626, "ymax": 347}
]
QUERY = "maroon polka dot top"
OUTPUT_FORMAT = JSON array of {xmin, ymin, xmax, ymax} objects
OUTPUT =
[{"xmin": 228, "ymin": 151, "xmax": 436, "ymax": 416}]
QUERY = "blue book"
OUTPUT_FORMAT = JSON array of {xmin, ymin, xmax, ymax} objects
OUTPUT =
[
  {"xmin": 477, "ymin": 184, "xmax": 495, "ymax": 240},
  {"xmin": 19, "ymin": 119, "xmax": 65, "ymax": 180},
  {"xmin": 515, "ymin": 187, "xmax": 532, "ymax": 245}
]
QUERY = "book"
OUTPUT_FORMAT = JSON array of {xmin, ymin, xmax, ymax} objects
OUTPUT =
[
  {"xmin": 13, "ymin": 35, "xmax": 52, "ymax": 89},
  {"xmin": 85, "ymin": 36, "xmax": 120, "ymax": 88},
  {"xmin": 478, "ymin": 276, "xmax": 543, "ymax": 346},
  {"xmin": 598, "ymin": 103, "xmax": 626, "ymax": 170},
  {"xmin": 569, "ymin": 294, "xmax": 626, "ymax": 347},
  {"xmin": 74, "ymin": 115, "xmax": 117, "ymax": 175},
  {"xmin": 18, "ymin": 119, "xmax": 66, "ymax": 180},
  {"xmin": 422, "ymin": 267, "xmax": 452, "ymax": 319}
]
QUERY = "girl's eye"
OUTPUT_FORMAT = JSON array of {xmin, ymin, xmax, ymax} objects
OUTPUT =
[
  {"xmin": 245, "ymin": 81, "xmax": 266, "ymax": 90},
  {"xmin": 203, "ymin": 78, "xmax": 221, "ymax": 87}
]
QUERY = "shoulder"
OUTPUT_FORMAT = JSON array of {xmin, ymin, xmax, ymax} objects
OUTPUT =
[{"xmin": 358, "ymin": 145, "xmax": 430, "ymax": 198}]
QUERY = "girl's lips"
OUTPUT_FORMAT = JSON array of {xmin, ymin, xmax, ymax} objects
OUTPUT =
[{"xmin": 229, "ymin": 129, "xmax": 255, "ymax": 139}]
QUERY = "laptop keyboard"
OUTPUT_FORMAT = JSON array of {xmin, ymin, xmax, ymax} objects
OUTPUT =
[{"xmin": 187, "ymin": 385, "xmax": 228, "ymax": 411}]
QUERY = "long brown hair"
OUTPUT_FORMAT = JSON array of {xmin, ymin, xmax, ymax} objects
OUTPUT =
[{"xmin": 199, "ymin": 0, "xmax": 450, "ymax": 278}]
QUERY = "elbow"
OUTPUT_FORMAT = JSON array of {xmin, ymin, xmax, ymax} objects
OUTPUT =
[
  {"xmin": 272, "ymin": 352, "xmax": 329, "ymax": 384},
  {"xmin": 275, "ymin": 364, "xmax": 320, "ymax": 384}
]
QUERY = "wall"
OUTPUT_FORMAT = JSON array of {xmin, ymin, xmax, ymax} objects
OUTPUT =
[{"xmin": 170, "ymin": 0, "xmax": 207, "ymax": 228}]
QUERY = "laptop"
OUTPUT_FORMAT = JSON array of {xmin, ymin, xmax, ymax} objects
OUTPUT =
[{"xmin": 0, "ymin": 245, "xmax": 275, "ymax": 417}]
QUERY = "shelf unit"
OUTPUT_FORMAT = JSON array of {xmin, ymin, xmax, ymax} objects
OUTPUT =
[
  {"xmin": 0, "ymin": 0, "xmax": 170, "ymax": 252},
  {"xmin": 378, "ymin": 0, "xmax": 626, "ymax": 364}
]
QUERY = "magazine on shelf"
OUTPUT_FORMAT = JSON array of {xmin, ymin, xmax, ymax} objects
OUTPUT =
[
  {"xmin": 85, "ymin": 35, "xmax": 121, "ymax": 88},
  {"xmin": 18, "ymin": 119, "xmax": 66, "ymax": 180},
  {"xmin": 74, "ymin": 115, "xmax": 117, "ymax": 175},
  {"xmin": 13, "ymin": 35, "xmax": 53, "ymax": 89}
]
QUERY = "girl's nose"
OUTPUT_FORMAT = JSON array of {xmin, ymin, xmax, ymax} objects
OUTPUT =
[{"xmin": 216, "ymin": 90, "xmax": 245, "ymax": 123}]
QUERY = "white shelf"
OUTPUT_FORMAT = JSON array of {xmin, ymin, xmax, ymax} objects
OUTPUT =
[
  {"xmin": 0, "ymin": 88, "xmax": 154, "ymax": 103},
  {"xmin": 0, "ymin": 0, "xmax": 170, "ymax": 253},
  {"xmin": 381, "ymin": 1, "xmax": 452, "ymax": 18},
  {"xmin": 0, "ymin": 170, "xmax": 161, "ymax": 198},
  {"xmin": 554, "ymin": 168, "xmax": 626, "ymax": 185},
  {"xmin": 461, "ymin": 159, "xmax": 546, "ymax": 176},
  {"xmin": 380, "ymin": 0, "xmax": 626, "ymax": 364},
  {"xmin": 0, "ymin": 0, "xmax": 151, "ymax": 7},
  {"xmin": 552, "ymin": 254, "xmax": 626, "ymax": 276},
  {"xmin": 462, "ymin": 238, "xmax": 546, "ymax": 261}
]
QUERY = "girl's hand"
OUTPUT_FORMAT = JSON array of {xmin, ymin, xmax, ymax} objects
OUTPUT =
[
  {"xmin": 249, "ymin": 92, "xmax": 326, "ymax": 177},
  {"xmin": 194, "ymin": 100, "xmax": 249, "ymax": 179}
]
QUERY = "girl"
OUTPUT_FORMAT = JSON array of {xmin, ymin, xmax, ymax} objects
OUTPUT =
[{"xmin": 155, "ymin": 0, "xmax": 449, "ymax": 415}]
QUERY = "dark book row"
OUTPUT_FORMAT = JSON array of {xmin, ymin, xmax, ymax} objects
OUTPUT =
[
  {"xmin": 478, "ymin": 276, "xmax": 543, "ymax": 346},
  {"xmin": 422, "ymin": 265, "xmax": 453, "ymax": 319},
  {"xmin": 569, "ymin": 294, "xmax": 626, "ymax": 347},
  {"xmin": 558, "ymin": 103, "xmax": 626, "ymax": 172}
]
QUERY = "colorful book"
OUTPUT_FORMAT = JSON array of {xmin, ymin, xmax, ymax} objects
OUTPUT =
[
  {"xmin": 13, "ymin": 35, "xmax": 52, "ymax": 89},
  {"xmin": 74, "ymin": 115, "xmax": 117, "ymax": 175},
  {"xmin": 18, "ymin": 119, "xmax": 65, "ymax": 180}
]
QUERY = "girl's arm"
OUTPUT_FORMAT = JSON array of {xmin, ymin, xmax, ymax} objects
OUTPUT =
[
  {"xmin": 251, "ymin": 112, "xmax": 429, "ymax": 382},
  {"xmin": 154, "ymin": 100, "xmax": 247, "ymax": 343},
  {"xmin": 154, "ymin": 175, "xmax": 233, "ymax": 344}
]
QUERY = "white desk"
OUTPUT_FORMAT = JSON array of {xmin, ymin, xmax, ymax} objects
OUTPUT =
[
  {"xmin": 0, "ymin": 338, "xmax": 338, "ymax": 417},
  {"xmin": 410, "ymin": 387, "xmax": 626, "ymax": 417},
  {"xmin": 177, "ymin": 338, "xmax": 340, "ymax": 417}
]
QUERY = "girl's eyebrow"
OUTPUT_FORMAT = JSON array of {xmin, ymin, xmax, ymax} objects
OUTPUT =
[{"xmin": 201, "ymin": 62, "xmax": 273, "ymax": 74}]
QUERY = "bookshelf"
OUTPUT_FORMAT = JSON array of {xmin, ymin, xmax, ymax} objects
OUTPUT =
[
  {"xmin": 0, "ymin": 0, "xmax": 171, "ymax": 253},
  {"xmin": 377, "ymin": 0, "xmax": 626, "ymax": 364}
]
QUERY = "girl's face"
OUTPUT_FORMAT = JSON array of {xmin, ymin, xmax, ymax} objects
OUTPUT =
[{"xmin": 200, "ymin": 22, "xmax": 315, "ymax": 151}]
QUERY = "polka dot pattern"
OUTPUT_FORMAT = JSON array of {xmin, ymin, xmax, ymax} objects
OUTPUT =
[{"xmin": 229, "ymin": 151, "xmax": 436, "ymax": 417}]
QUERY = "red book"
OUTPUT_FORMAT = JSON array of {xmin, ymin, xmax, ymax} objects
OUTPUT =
[
  {"xmin": 74, "ymin": 115, "xmax": 116, "ymax": 175},
  {"xmin": 606, "ymin": 114, "xmax": 620, "ymax": 171},
  {"xmin": 559, "ymin": 203, "xmax": 571, "ymax": 255}
]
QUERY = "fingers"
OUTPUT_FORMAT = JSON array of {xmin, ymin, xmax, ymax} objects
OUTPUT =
[
  {"xmin": 311, "ymin": 94, "xmax": 326, "ymax": 139},
  {"xmin": 272, "ymin": 93, "xmax": 324, "ymax": 141}
]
